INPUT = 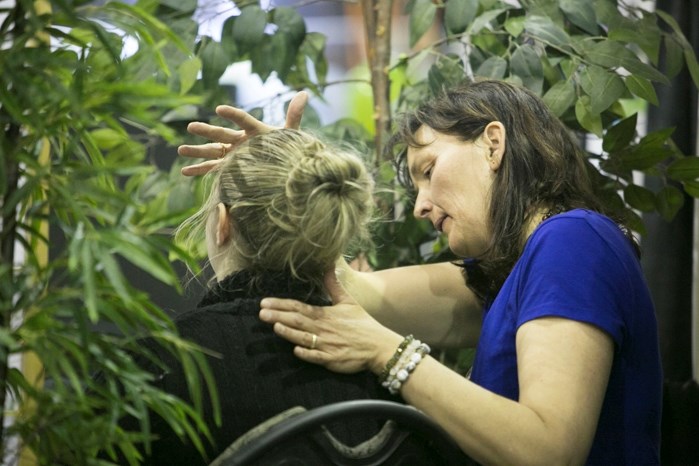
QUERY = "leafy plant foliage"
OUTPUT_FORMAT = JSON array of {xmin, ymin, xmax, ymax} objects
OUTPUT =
[
  {"xmin": 1, "ymin": 1, "xmax": 217, "ymax": 463},
  {"xmin": 2, "ymin": 0, "xmax": 699, "ymax": 463}
]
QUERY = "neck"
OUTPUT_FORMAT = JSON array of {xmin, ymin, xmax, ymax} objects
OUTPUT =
[{"xmin": 210, "ymin": 247, "xmax": 245, "ymax": 282}]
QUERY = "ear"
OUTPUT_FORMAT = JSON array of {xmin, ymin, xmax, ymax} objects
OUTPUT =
[
  {"xmin": 216, "ymin": 202, "xmax": 231, "ymax": 247},
  {"xmin": 483, "ymin": 121, "xmax": 506, "ymax": 171}
]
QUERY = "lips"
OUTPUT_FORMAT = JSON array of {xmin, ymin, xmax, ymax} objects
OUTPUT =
[{"xmin": 434, "ymin": 216, "xmax": 446, "ymax": 233}]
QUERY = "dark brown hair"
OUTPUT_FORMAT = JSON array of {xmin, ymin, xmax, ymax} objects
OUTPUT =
[{"xmin": 389, "ymin": 80, "xmax": 631, "ymax": 301}]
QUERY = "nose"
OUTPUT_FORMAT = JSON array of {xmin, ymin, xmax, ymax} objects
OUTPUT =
[{"xmin": 413, "ymin": 190, "xmax": 433, "ymax": 219}]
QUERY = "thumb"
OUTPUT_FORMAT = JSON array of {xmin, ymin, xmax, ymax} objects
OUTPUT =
[{"xmin": 323, "ymin": 268, "xmax": 357, "ymax": 306}]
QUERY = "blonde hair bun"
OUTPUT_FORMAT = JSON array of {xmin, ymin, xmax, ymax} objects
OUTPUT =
[{"xmin": 181, "ymin": 129, "xmax": 374, "ymax": 292}]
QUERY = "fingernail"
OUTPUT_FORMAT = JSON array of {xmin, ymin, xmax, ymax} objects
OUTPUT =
[{"xmin": 259, "ymin": 309, "xmax": 270, "ymax": 320}]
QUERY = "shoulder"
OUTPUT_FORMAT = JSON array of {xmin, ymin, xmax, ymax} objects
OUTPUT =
[{"xmin": 529, "ymin": 209, "xmax": 636, "ymax": 260}]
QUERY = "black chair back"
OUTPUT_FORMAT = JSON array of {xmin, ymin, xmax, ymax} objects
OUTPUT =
[{"xmin": 211, "ymin": 399, "xmax": 474, "ymax": 466}]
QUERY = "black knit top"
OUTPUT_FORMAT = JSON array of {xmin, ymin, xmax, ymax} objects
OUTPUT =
[{"xmin": 134, "ymin": 270, "xmax": 396, "ymax": 465}]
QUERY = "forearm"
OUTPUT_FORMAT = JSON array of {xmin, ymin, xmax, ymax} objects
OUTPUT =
[
  {"xmin": 337, "ymin": 260, "xmax": 482, "ymax": 348},
  {"xmin": 392, "ymin": 357, "xmax": 583, "ymax": 466}
]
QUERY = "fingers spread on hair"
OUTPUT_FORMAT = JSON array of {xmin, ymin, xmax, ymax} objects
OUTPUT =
[
  {"xmin": 216, "ymin": 105, "xmax": 272, "ymax": 134},
  {"xmin": 186, "ymin": 122, "xmax": 244, "ymax": 144},
  {"xmin": 180, "ymin": 160, "xmax": 222, "ymax": 176}
]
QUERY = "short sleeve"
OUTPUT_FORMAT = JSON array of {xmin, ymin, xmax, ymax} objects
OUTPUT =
[{"xmin": 514, "ymin": 214, "xmax": 632, "ymax": 347}]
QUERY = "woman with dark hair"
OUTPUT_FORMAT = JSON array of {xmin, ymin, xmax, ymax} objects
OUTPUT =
[{"xmin": 180, "ymin": 80, "xmax": 661, "ymax": 465}]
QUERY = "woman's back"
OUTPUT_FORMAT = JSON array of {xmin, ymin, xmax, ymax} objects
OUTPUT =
[{"xmin": 137, "ymin": 270, "xmax": 394, "ymax": 465}]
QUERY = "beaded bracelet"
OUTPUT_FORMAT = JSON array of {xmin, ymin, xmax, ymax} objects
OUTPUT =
[
  {"xmin": 379, "ymin": 334, "xmax": 414, "ymax": 384},
  {"xmin": 381, "ymin": 338, "xmax": 430, "ymax": 395}
]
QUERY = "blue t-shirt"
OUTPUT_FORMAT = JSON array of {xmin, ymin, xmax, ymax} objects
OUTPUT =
[{"xmin": 469, "ymin": 209, "xmax": 661, "ymax": 465}]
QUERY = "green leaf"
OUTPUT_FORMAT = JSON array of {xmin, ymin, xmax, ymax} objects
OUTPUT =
[
  {"xmin": 524, "ymin": 15, "xmax": 571, "ymax": 48},
  {"xmin": 656, "ymin": 10, "xmax": 692, "ymax": 50},
  {"xmin": 543, "ymin": 79, "xmax": 576, "ymax": 116},
  {"xmin": 271, "ymin": 6, "xmax": 306, "ymax": 47},
  {"xmin": 475, "ymin": 56, "xmax": 507, "ymax": 79},
  {"xmin": 298, "ymin": 32, "xmax": 328, "ymax": 85},
  {"xmin": 105, "ymin": 231, "xmax": 179, "ymax": 287},
  {"xmin": 575, "ymin": 95, "xmax": 603, "ymax": 137},
  {"xmin": 469, "ymin": 8, "xmax": 507, "ymax": 35},
  {"xmin": 617, "ymin": 143, "xmax": 674, "ymax": 172},
  {"xmin": 91, "ymin": 128, "xmax": 127, "ymax": 150},
  {"xmin": 559, "ymin": 0, "xmax": 598, "ymax": 35},
  {"xmin": 232, "ymin": 5, "xmax": 267, "ymax": 50},
  {"xmin": 580, "ymin": 40, "xmax": 670, "ymax": 84},
  {"xmin": 608, "ymin": 13, "xmax": 661, "ymax": 65},
  {"xmin": 200, "ymin": 38, "xmax": 228, "ymax": 88},
  {"xmin": 251, "ymin": 32, "xmax": 295, "ymax": 81},
  {"xmin": 81, "ymin": 240, "xmax": 98, "ymax": 323},
  {"xmin": 655, "ymin": 185, "xmax": 684, "ymax": 221},
  {"xmin": 504, "ymin": 16, "xmax": 526, "ymax": 38},
  {"xmin": 603, "ymin": 113, "xmax": 637, "ymax": 153},
  {"xmin": 155, "ymin": 0, "xmax": 197, "ymax": 11},
  {"xmin": 509, "ymin": 44, "xmax": 544, "ymax": 95},
  {"xmin": 684, "ymin": 49, "xmax": 699, "ymax": 90},
  {"xmin": 409, "ymin": 0, "xmax": 437, "ymax": 48},
  {"xmin": 178, "ymin": 56, "xmax": 202, "ymax": 95},
  {"xmin": 667, "ymin": 156, "xmax": 699, "ymax": 181},
  {"xmin": 623, "ymin": 184, "xmax": 656, "ymax": 212},
  {"xmin": 445, "ymin": 0, "xmax": 479, "ymax": 35},
  {"xmin": 640, "ymin": 126, "xmax": 676, "ymax": 147},
  {"xmin": 663, "ymin": 35, "xmax": 685, "ymax": 79},
  {"xmin": 427, "ymin": 55, "xmax": 464, "ymax": 95},
  {"xmin": 525, "ymin": 0, "xmax": 563, "ymax": 21},
  {"xmin": 579, "ymin": 65, "xmax": 625, "ymax": 114},
  {"xmin": 624, "ymin": 75, "xmax": 658, "ymax": 106},
  {"xmin": 683, "ymin": 180, "xmax": 699, "ymax": 197}
]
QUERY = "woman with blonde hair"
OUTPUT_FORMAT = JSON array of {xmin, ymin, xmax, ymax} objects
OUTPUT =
[{"xmin": 135, "ymin": 128, "xmax": 396, "ymax": 464}]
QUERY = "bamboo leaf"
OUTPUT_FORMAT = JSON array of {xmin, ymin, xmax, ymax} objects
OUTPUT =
[{"xmin": 81, "ymin": 240, "xmax": 99, "ymax": 323}]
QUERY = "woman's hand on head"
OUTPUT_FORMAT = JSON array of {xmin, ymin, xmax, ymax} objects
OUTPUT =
[
  {"xmin": 259, "ymin": 268, "xmax": 403, "ymax": 375},
  {"xmin": 178, "ymin": 91, "xmax": 308, "ymax": 176}
]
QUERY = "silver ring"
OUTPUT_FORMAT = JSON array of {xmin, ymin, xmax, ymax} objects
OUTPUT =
[{"xmin": 310, "ymin": 333, "xmax": 318, "ymax": 350}]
